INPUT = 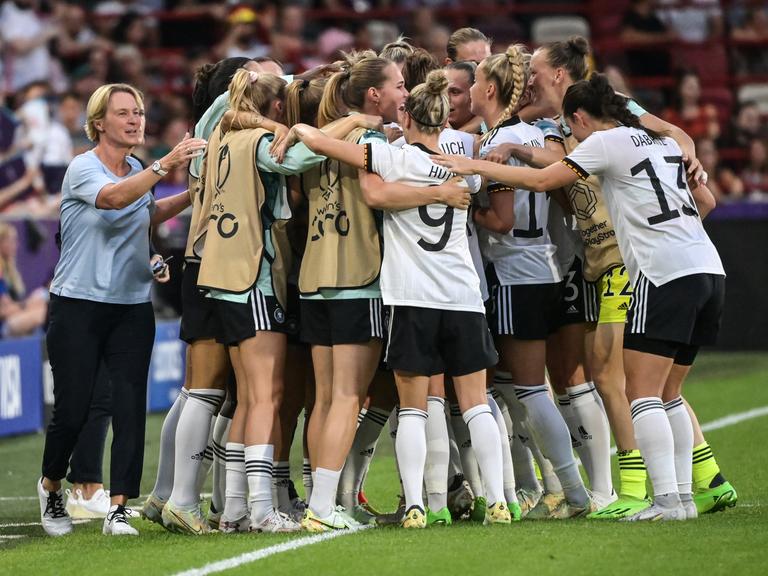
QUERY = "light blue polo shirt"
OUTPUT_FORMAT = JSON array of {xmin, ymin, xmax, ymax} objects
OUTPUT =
[{"xmin": 49, "ymin": 151, "xmax": 155, "ymax": 305}]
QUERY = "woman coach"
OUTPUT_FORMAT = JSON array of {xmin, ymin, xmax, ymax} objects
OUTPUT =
[{"xmin": 37, "ymin": 83, "xmax": 206, "ymax": 537}]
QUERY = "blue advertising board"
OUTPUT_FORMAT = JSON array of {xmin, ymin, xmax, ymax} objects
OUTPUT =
[
  {"xmin": 0, "ymin": 336, "xmax": 44, "ymax": 437},
  {"xmin": 147, "ymin": 320, "xmax": 186, "ymax": 413}
]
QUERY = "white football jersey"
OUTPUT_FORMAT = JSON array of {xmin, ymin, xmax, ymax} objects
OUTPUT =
[
  {"xmin": 563, "ymin": 126, "xmax": 724, "ymax": 287},
  {"xmin": 366, "ymin": 139, "xmax": 484, "ymax": 313},
  {"xmin": 479, "ymin": 116, "xmax": 562, "ymax": 285}
]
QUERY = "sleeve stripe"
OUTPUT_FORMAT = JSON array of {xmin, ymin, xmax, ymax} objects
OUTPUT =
[
  {"xmin": 487, "ymin": 182, "xmax": 515, "ymax": 194},
  {"xmin": 561, "ymin": 157, "xmax": 589, "ymax": 179},
  {"xmin": 364, "ymin": 142, "xmax": 373, "ymax": 173}
]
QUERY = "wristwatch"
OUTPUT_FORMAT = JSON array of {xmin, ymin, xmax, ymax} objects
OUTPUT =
[{"xmin": 151, "ymin": 160, "xmax": 168, "ymax": 177}]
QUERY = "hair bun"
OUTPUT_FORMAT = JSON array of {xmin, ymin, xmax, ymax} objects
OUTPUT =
[
  {"xmin": 424, "ymin": 69, "xmax": 448, "ymax": 95},
  {"xmin": 567, "ymin": 36, "xmax": 590, "ymax": 57}
]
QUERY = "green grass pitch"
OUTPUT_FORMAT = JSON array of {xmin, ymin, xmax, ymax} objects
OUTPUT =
[{"xmin": 1, "ymin": 352, "xmax": 767, "ymax": 575}]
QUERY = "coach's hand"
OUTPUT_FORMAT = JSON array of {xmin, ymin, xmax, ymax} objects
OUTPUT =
[{"xmin": 161, "ymin": 133, "xmax": 207, "ymax": 171}]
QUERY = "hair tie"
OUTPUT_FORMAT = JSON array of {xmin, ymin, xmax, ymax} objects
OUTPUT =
[
  {"xmin": 341, "ymin": 68, "xmax": 351, "ymax": 79},
  {"xmin": 301, "ymin": 78, "xmax": 310, "ymax": 89},
  {"xmin": 248, "ymin": 70, "xmax": 259, "ymax": 84}
]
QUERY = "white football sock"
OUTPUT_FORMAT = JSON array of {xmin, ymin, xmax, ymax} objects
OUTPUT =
[
  {"xmin": 569, "ymin": 382, "xmax": 613, "ymax": 499},
  {"xmin": 310, "ymin": 467, "xmax": 342, "ymax": 518},
  {"xmin": 274, "ymin": 461, "xmax": 291, "ymax": 512},
  {"xmin": 516, "ymin": 385, "xmax": 587, "ymax": 506},
  {"xmin": 151, "ymin": 388, "xmax": 188, "ymax": 500},
  {"xmin": 425, "ymin": 397, "xmax": 449, "ymax": 511},
  {"xmin": 338, "ymin": 406, "xmax": 389, "ymax": 510},
  {"xmin": 488, "ymin": 392, "xmax": 517, "ymax": 503},
  {"xmin": 631, "ymin": 397, "xmax": 678, "ymax": 498},
  {"xmin": 664, "ymin": 396, "xmax": 693, "ymax": 497},
  {"xmin": 450, "ymin": 403, "xmax": 483, "ymax": 498},
  {"xmin": 245, "ymin": 444, "xmax": 274, "ymax": 524},
  {"xmin": 463, "ymin": 404, "xmax": 505, "ymax": 506},
  {"xmin": 396, "ymin": 407, "xmax": 428, "ymax": 511},
  {"xmin": 210, "ymin": 412, "xmax": 232, "ymax": 514},
  {"xmin": 223, "ymin": 442, "xmax": 248, "ymax": 521},
  {"xmin": 169, "ymin": 389, "xmax": 224, "ymax": 507},
  {"xmin": 495, "ymin": 382, "xmax": 540, "ymax": 493}
]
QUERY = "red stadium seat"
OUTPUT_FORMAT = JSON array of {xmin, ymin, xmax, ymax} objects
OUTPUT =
[{"xmin": 673, "ymin": 44, "xmax": 729, "ymax": 84}]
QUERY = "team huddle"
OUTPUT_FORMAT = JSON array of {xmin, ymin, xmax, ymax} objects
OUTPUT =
[{"xmin": 43, "ymin": 27, "xmax": 738, "ymax": 536}]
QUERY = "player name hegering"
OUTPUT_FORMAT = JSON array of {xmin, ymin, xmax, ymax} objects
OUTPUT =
[{"xmin": 631, "ymin": 133, "xmax": 667, "ymax": 147}]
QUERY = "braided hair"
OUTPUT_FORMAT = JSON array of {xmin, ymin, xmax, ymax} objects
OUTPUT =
[{"xmin": 479, "ymin": 43, "xmax": 529, "ymax": 142}]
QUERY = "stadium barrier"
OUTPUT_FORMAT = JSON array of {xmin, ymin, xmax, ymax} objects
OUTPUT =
[{"xmin": 0, "ymin": 320, "xmax": 186, "ymax": 439}]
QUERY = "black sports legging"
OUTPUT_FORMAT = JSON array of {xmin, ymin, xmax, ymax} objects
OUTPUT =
[{"xmin": 42, "ymin": 295, "xmax": 154, "ymax": 499}]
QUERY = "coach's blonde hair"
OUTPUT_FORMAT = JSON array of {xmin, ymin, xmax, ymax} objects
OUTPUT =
[
  {"xmin": 404, "ymin": 69, "xmax": 449, "ymax": 135},
  {"xmin": 317, "ymin": 51, "xmax": 392, "ymax": 127},
  {"xmin": 479, "ymin": 44, "xmax": 529, "ymax": 141},
  {"xmin": 228, "ymin": 69, "xmax": 286, "ymax": 122},
  {"xmin": 84, "ymin": 83, "xmax": 144, "ymax": 142}
]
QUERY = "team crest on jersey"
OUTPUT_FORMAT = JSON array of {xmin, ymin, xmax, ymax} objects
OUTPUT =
[
  {"xmin": 568, "ymin": 181, "xmax": 597, "ymax": 219},
  {"xmin": 274, "ymin": 307, "xmax": 285, "ymax": 324}
]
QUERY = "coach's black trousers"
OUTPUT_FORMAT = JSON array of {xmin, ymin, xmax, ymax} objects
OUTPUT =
[
  {"xmin": 42, "ymin": 295, "xmax": 155, "ymax": 499},
  {"xmin": 66, "ymin": 362, "xmax": 111, "ymax": 485}
]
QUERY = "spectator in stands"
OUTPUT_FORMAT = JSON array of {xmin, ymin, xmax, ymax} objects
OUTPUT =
[
  {"xmin": 0, "ymin": 222, "xmax": 48, "ymax": 337},
  {"xmin": 697, "ymin": 138, "xmax": 744, "ymax": 201},
  {"xmin": 732, "ymin": 6, "xmax": 768, "ymax": 40},
  {"xmin": 663, "ymin": 70, "xmax": 721, "ymax": 141},
  {"xmin": 55, "ymin": 2, "xmax": 108, "ymax": 74},
  {"xmin": 720, "ymin": 101, "xmax": 768, "ymax": 149},
  {"xmin": 37, "ymin": 82, "xmax": 206, "ymax": 537},
  {"xmin": 215, "ymin": 5, "xmax": 270, "ymax": 61},
  {"xmin": 0, "ymin": 0, "xmax": 58, "ymax": 93},
  {"xmin": 731, "ymin": 6, "xmax": 768, "ymax": 75},
  {"xmin": 271, "ymin": 3, "xmax": 309, "ymax": 74},
  {"xmin": 657, "ymin": 0, "xmax": 723, "ymax": 42},
  {"xmin": 58, "ymin": 92, "xmax": 90, "ymax": 156},
  {"xmin": 620, "ymin": 0, "xmax": 675, "ymax": 77},
  {"xmin": 740, "ymin": 138, "xmax": 768, "ymax": 199}
]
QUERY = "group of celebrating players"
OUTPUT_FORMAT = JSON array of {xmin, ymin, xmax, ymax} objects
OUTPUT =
[{"xmin": 131, "ymin": 27, "xmax": 737, "ymax": 535}]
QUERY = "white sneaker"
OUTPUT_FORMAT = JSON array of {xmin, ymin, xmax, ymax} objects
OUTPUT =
[
  {"xmin": 621, "ymin": 504, "xmax": 687, "ymax": 522},
  {"xmin": 219, "ymin": 513, "xmax": 250, "ymax": 533},
  {"xmin": 66, "ymin": 488, "xmax": 111, "ymax": 519},
  {"xmin": 103, "ymin": 505, "xmax": 139, "ymax": 535},
  {"xmin": 38, "ymin": 478, "xmax": 73, "ymax": 537},
  {"xmin": 251, "ymin": 509, "xmax": 302, "ymax": 533}
]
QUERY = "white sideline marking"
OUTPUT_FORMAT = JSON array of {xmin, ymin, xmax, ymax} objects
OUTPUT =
[
  {"xmin": 172, "ymin": 526, "xmax": 371, "ymax": 576},
  {"xmin": 0, "ymin": 519, "xmax": 92, "ymax": 529},
  {"xmin": 0, "ymin": 535, "xmax": 25, "ymax": 540},
  {"xmin": 609, "ymin": 404, "xmax": 768, "ymax": 455},
  {"xmin": 700, "ymin": 406, "xmax": 768, "ymax": 432}
]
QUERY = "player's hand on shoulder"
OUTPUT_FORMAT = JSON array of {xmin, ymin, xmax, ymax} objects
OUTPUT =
[
  {"xmin": 431, "ymin": 153, "xmax": 475, "ymax": 176},
  {"xmin": 436, "ymin": 176, "xmax": 471, "ymax": 210}
]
